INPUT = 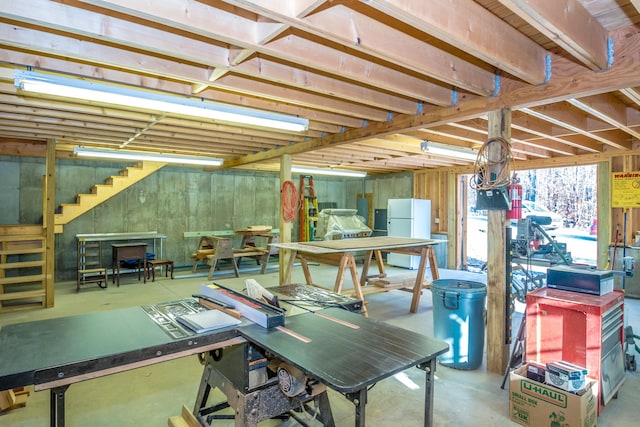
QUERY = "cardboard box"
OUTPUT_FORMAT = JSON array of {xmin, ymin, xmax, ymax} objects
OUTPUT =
[{"xmin": 510, "ymin": 364, "xmax": 597, "ymax": 427}]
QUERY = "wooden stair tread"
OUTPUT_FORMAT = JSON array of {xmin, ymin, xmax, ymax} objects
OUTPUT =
[
  {"xmin": 0, "ymin": 289, "xmax": 47, "ymax": 301},
  {"xmin": 0, "ymin": 274, "xmax": 46, "ymax": 285},
  {"xmin": 0, "ymin": 235, "xmax": 44, "ymax": 242},
  {"xmin": 0, "ymin": 260, "xmax": 44, "ymax": 269},
  {"xmin": 0, "ymin": 247, "xmax": 45, "ymax": 256}
]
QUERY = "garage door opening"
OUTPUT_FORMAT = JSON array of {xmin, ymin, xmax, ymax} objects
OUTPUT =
[{"xmin": 464, "ymin": 164, "xmax": 598, "ymax": 272}]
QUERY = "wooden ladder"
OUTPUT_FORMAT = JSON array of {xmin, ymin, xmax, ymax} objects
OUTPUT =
[
  {"xmin": 299, "ymin": 175, "xmax": 319, "ymax": 241},
  {"xmin": 0, "ymin": 226, "xmax": 47, "ymax": 312}
]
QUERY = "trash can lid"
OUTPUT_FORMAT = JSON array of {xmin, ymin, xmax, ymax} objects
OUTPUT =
[{"xmin": 431, "ymin": 279, "xmax": 486, "ymax": 294}]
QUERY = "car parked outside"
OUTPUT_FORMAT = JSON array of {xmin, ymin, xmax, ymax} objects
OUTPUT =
[{"xmin": 520, "ymin": 201, "xmax": 563, "ymax": 230}]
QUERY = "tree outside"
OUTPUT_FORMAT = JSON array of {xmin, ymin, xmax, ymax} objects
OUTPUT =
[
  {"xmin": 517, "ymin": 164, "xmax": 597, "ymax": 230},
  {"xmin": 466, "ymin": 164, "xmax": 598, "ymax": 269}
]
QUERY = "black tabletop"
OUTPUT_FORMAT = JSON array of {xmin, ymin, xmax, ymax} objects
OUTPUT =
[
  {"xmin": 239, "ymin": 307, "xmax": 448, "ymax": 393},
  {"xmin": 0, "ymin": 307, "xmax": 239, "ymax": 390},
  {"xmin": 0, "ymin": 304, "xmax": 448, "ymax": 395}
]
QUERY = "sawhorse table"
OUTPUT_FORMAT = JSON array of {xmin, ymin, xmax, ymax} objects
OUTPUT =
[{"xmin": 271, "ymin": 236, "xmax": 442, "ymax": 314}]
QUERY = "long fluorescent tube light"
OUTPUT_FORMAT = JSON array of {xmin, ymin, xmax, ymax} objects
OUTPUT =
[
  {"xmin": 420, "ymin": 141, "xmax": 478, "ymax": 161},
  {"xmin": 73, "ymin": 147, "xmax": 223, "ymax": 166},
  {"xmin": 292, "ymin": 166, "xmax": 366, "ymax": 177},
  {"xmin": 15, "ymin": 70, "xmax": 308, "ymax": 132}
]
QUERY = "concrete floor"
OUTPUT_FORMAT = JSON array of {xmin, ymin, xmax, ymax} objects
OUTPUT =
[{"xmin": 1, "ymin": 260, "xmax": 639, "ymax": 426}]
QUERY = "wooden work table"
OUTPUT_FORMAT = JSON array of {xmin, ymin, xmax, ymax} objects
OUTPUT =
[{"xmin": 271, "ymin": 236, "xmax": 443, "ymax": 314}]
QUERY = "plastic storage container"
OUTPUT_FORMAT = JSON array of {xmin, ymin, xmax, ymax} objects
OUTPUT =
[{"xmin": 431, "ymin": 279, "xmax": 487, "ymax": 370}]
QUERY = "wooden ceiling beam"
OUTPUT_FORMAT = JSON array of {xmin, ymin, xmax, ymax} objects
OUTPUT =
[
  {"xmin": 567, "ymin": 94, "xmax": 640, "ymax": 141},
  {"xmin": 2, "ymin": 1, "xmax": 419, "ymax": 115},
  {"xmin": 223, "ymin": 1, "xmax": 497, "ymax": 96},
  {"xmin": 0, "ymin": 139, "xmax": 48, "ymax": 157},
  {"xmin": 1, "ymin": 25, "xmax": 390, "ymax": 122},
  {"xmin": 497, "ymin": 0, "xmax": 611, "ymax": 70},
  {"xmin": 523, "ymin": 105, "xmax": 630, "ymax": 149},
  {"xmin": 80, "ymin": 0, "xmax": 455, "ymax": 106},
  {"xmin": 230, "ymin": 57, "xmax": 420, "ymax": 115},
  {"xmin": 0, "ymin": 52, "xmax": 362, "ymax": 131},
  {"xmin": 0, "ymin": 25, "xmax": 212, "ymax": 84},
  {"xmin": 361, "ymin": 0, "xmax": 549, "ymax": 84},
  {"xmin": 225, "ymin": 27, "xmax": 640, "ymax": 169},
  {"xmin": 211, "ymin": 74, "xmax": 390, "ymax": 121},
  {"xmin": 0, "ymin": 0, "xmax": 231, "ymax": 68},
  {"xmin": 508, "ymin": 125, "xmax": 580, "ymax": 156},
  {"xmin": 0, "ymin": 115, "xmax": 138, "ymax": 138},
  {"xmin": 260, "ymin": 33, "xmax": 454, "ymax": 105},
  {"xmin": 621, "ymin": 87, "xmax": 640, "ymax": 107},
  {"xmin": 511, "ymin": 111, "xmax": 602, "ymax": 152}
]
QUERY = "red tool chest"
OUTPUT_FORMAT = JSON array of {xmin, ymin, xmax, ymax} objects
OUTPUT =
[{"xmin": 526, "ymin": 288, "xmax": 625, "ymax": 415}]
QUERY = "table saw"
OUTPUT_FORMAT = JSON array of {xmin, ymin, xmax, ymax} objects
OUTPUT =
[{"xmin": 0, "ymin": 290, "xmax": 447, "ymax": 427}]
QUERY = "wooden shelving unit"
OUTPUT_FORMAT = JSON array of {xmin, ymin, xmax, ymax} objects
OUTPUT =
[
  {"xmin": 77, "ymin": 240, "xmax": 108, "ymax": 291},
  {"xmin": 0, "ymin": 226, "xmax": 47, "ymax": 312}
]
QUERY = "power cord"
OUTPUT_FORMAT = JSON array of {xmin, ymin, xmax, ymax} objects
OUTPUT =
[{"xmin": 470, "ymin": 137, "xmax": 514, "ymax": 191}]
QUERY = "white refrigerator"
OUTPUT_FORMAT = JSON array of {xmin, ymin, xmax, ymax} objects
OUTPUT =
[{"xmin": 387, "ymin": 198, "xmax": 431, "ymax": 269}]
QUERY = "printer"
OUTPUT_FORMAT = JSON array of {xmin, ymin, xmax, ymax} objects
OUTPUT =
[{"xmin": 546, "ymin": 265, "xmax": 614, "ymax": 296}]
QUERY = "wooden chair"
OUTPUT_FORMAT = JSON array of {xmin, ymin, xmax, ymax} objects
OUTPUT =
[{"xmin": 146, "ymin": 259, "xmax": 175, "ymax": 282}]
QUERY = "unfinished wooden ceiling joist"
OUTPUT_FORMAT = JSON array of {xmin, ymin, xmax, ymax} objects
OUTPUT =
[{"xmin": 0, "ymin": 0, "xmax": 639, "ymax": 174}]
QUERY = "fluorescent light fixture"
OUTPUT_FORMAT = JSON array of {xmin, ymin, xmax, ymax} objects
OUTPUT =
[
  {"xmin": 420, "ymin": 140, "xmax": 478, "ymax": 161},
  {"xmin": 291, "ymin": 166, "xmax": 366, "ymax": 177},
  {"xmin": 73, "ymin": 146, "xmax": 223, "ymax": 166},
  {"xmin": 15, "ymin": 70, "xmax": 308, "ymax": 132}
]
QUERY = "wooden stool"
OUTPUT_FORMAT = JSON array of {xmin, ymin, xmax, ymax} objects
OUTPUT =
[{"xmin": 146, "ymin": 259, "xmax": 174, "ymax": 282}]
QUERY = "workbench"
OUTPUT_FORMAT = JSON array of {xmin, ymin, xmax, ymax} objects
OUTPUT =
[
  {"xmin": 233, "ymin": 228, "xmax": 278, "ymax": 269},
  {"xmin": 0, "ymin": 297, "xmax": 447, "ymax": 427},
  {"xmin": 76, "ymin": 232, "xmax": 167, "ymax": 284},
  {"xmin": 272, "ymin": 236, "xmax": 442, "ymax": 314}
]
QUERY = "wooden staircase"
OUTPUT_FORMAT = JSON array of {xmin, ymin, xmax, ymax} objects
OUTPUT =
[{"xmin": 54, "ymin": 161, "xmax": 166, "ymax": 231}]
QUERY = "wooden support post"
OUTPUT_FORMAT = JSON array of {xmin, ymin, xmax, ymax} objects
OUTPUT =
[
  {"xmin": 597, "ymin": 160, "xmax": 611, "ymax": 269},
  {"xmin": 279, "ymin": 155, "xmax": 292, "ymax": 286},
  {"xmin": 44, "ymin": 139, "xmax": 56, "ymax": 308},
  {"xmin": 485, "ymin": 110, "xmax": 511, "ymax": 374},
  {"xmin": 451, "ymin": 171, "xmax": 463, "ymax": 270}
]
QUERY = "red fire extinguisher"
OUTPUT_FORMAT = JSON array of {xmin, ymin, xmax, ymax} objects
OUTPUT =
[{"xmin": 507, "ymin": 177, "xmax": 522, "ymax": 220}]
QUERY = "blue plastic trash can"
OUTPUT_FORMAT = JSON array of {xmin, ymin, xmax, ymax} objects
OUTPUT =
[{"xmin": 431, "ymin": 279, "xmax": 487, "ymax": 370}]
